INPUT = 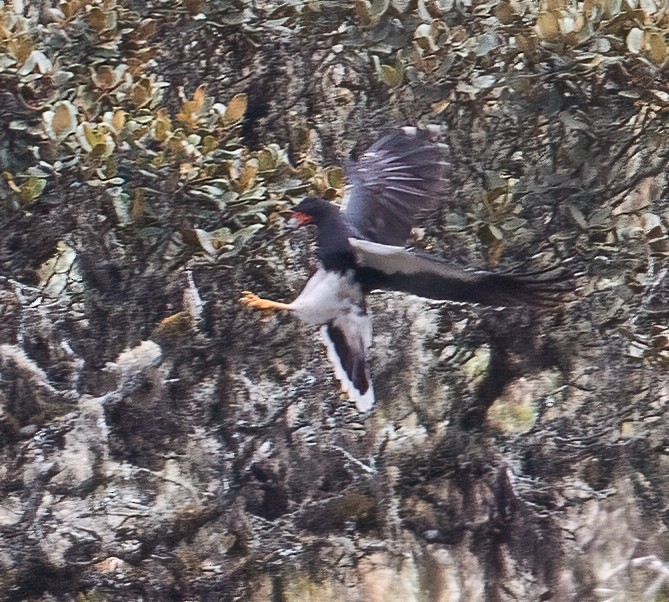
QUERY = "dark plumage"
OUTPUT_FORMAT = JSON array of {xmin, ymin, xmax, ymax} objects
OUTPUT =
[
  {"xmin": 241, "ymin": 127, "xmax": 571, "ymax": 411},
  {"xmin": 344, "ymin": 127, "xmax": 451, "ymax": 245},
  {"xmin": 291, "ymin": 197, "xmax": 358, "ymax": 272}
]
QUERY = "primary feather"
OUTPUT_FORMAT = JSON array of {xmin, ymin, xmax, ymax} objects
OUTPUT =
[{"xmin": 343, "ymin": 127, "xmax": 451, "ymax": 245}]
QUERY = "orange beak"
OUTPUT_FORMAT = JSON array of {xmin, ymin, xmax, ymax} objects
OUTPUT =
[{"xmin": 288, "ymin": 211, "xmax": 313, "ymax": 227}]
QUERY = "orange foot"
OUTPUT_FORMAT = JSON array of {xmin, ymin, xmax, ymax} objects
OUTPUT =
[{"xmin": 239, "ymin": 291, "xmax": 291, "ymax": 312}]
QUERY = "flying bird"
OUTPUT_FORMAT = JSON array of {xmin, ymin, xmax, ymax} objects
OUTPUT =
[{"xmin": 240, "ymin": 127, "xmax": 569, "ymax": 412}]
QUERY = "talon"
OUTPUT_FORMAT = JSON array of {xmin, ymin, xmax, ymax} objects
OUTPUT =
[
  {"xmin": 239, "ymin": 291, "xmax": 291, "ymax": 312},
  {"xmin": 239, "ymin": 291, "xmax": 261, "ymax": 306}
]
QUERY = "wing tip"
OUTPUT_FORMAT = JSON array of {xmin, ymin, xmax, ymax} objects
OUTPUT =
[{"xmin": 353, "ymin": 386, "xmax": 375, "ymax": 413}]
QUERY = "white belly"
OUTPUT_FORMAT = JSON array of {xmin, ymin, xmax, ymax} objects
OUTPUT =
[{"xmin": 290, "ymin": 269, "xmax": 364, "ymax": 326}]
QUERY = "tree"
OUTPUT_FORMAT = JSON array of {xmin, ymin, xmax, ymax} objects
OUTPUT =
[{"xmin": 1, "ymin": 1, "xmax": 668, "ymax": 600}]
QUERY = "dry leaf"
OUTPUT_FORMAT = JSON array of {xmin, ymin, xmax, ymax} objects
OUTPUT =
[
  {"xmin": 645, "ymin": 32, "xmax": 667, "ymax": 65},
  {"xmin": 536, "ymin": 12, "xmax": 560, "ymax": 40},
  {"xmin": 45, "ymin": 100, "xmax": 78, "ymax": 140},
  {"xmin": 8, "ymin": 37, "xmax": 33, "ymax": 65},
  {"xmin": 131, "ymin": 189, "xmax": 144, "ymax": 221},
  {"xmin": 154, "ymin": 109, "xmax": 171, "ymax": 141},
  {"xmin": 111, "ymin": 109, "xmax": 126, "ymax": 133},
  {"xmin": 238, "ymin": 158, "xmax": 259, "ymax": 192},
  {"xmin": 193, "ymin": 84, "xmax": 207, "ymax": 111},
  {"xmin": 546, "ymin": 0, "xmax": 566, "ymax": 9},
  {"xmin": 184, "ymin": 0, "xmax": 206, "ymax": 16},
  {"xmin": 356, "ymin": 0, "xmax": 390, "ymax": 26},
  {"xmin": 131, "ymin": 79, "xmax": 152, "ymax": 108},
  {"xmin": 431, "ymin": 99, "xmax": 450, "ymax": 114},
  {"xmin": 223, "ymin": 93, "xmax": 248, "ymax": 125},
  {"xmin": 494, "ymin": 1, "xmax": 515, "ymax": 24},
  {"xmin": 3, "ymin": 172, "xmax": 21, "ymax": 194},
  {"xmin": 325, "ymin": 166, "xmax": 345, "ymax": 190}
]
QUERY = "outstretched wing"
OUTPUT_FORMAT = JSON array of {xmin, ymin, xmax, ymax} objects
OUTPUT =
[
  {"xmin": 351, "ymin": 239, "xmax": 573, "ymax": 307},
  {"xmin": 343, "ymin": 127, "xmax": 451, "ymax": 246},
  {"xmin": 320, "ymin": 308, "xmax": 374, "ymax": 412}
]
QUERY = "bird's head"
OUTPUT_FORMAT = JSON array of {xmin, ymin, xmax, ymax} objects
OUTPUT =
[{"xmin": 289, "ymin": 197, "xmax": 338, "ymax": 227}]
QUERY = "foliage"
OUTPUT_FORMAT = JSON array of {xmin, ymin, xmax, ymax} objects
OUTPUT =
[
  {"xmin": 0, "ymin": 0, "xmax": 302, "ymax": 258},
  {"xmin": 364, "ymin": 0, "xmax": 668, "ymax": 88},
  {"xmin": 1, "ymin": 2, "xmax": 669, "ymax": 601},
  {"xmin": 354, "ymin": 0, "xmax": 668, "ymax": 261},
  {"xmin": 2, "ymin": 0, "xmax": 666, "ymax": 262}
]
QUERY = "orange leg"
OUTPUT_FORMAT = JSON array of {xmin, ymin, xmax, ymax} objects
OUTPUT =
[{"xmin": 239, "ymin": 291, "xmax": 291, "ymax": 312}]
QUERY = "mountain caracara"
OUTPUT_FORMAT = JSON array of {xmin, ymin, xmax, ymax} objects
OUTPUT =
[{"xmin": 240, "ymin": 127, "xmax": 569, "ymax": 411}]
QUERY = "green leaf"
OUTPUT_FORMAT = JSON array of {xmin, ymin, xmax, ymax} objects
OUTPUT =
[{"xmin": 19, "ymin": 176, "xmax": 47, "ymax": 205}]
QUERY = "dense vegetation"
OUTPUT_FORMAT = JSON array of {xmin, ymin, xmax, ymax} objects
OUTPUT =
[{"xmin": 1, "ymin": 1, "xmax": 668, "ymax": 600}]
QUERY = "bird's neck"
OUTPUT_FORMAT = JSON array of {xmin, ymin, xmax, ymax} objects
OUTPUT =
[{"xmin": 316, "ymin": 215, "xmax": 357, "ymax": 272}]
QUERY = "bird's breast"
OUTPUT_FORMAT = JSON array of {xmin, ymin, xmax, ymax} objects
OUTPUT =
[{"xmin": 290, "ymin": 269, "xmax": 365, "ymax": 326}]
